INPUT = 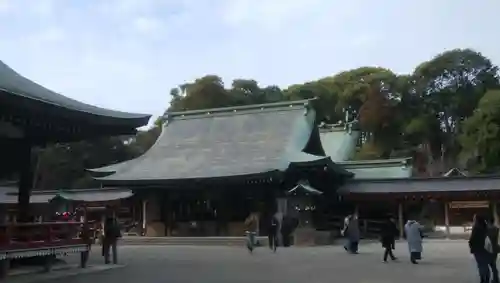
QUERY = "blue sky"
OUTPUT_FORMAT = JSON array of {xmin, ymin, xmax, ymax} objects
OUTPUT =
[{"xmin": 0, "ymin": 0, "xmax": 498, "ymax": 123}]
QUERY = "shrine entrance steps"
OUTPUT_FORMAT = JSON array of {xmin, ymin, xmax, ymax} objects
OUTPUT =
[{"xmin": 120, "ymin": 236, "xmax": 269, "ymax": 247}]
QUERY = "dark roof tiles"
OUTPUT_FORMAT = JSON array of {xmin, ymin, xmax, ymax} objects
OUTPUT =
[{"xmin": 0, "ymin": 60, "xmax": 150, "ymax": 126}]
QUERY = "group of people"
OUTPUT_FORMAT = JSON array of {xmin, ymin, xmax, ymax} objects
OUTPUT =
[
  {"xmin": 244, "ymin": 211, "xmax": 299, "ymax": 253},
  {"xmin": 341, "ymin": 213, "xmax": 424, "ymax": 264},
  {"xmin": 469, "ymin": 214, "xmax": 500, "ymax": 283},
  {"xmin": 342, "ymin": 212, "xmax": 500, "ymax": 282}
]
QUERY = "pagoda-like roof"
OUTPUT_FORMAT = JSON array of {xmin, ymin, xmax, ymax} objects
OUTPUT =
[
  {"xmin": 0, "ymin": 60, "xmax": 151, "ymax": 136},
  {"xmin": 91, "ymin": 99, "xmax": 345, "ymax": 184}
]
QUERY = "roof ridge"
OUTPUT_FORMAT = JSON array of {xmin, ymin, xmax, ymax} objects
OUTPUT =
[
  {"xmin": 339, "ymin": 157, "xmax": 412, "ymax": 165},
  {"xmin": 165, "ymin": 98, "xmax": 316, "ymax": 118}
]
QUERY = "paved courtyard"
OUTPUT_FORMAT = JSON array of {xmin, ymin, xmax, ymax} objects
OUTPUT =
[{"xmin": 14, "ymin": 240, "xmax": 482, "ymax": 283}]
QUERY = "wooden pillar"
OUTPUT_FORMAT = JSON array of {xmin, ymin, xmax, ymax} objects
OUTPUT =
[
  {"xmin": 132, "ymin": 203, "xmax": 136, "ymax": 223},
  {"xmin": 141, "ymin": 199, "xmax": 148, "ymax": 236},
  {"xmin": 277, "ymin": 197, "xmax": 288, "ymax": 215},
  {"xmin": 0, "ymin": 259, "xmax": 9, "ymax": 279},
  {"xmin": 165, "ymin": 193, "xmax": 172, "ymax": 237},
  {"xmin": 492, "ymin": 201, "xmax": 499, "ymax": 226},
  {"xmin": 17, "ymin": 140, "xmax": 33, "ymax": 222},
  {"xmin": 216, "ymin": 192, "xmax": 229, "ymax": 236},
  {"xmin": 398, "ymin": 202, "xmax": 404, "ymax": 238},
  {"xmin": 444, "ymin": 201, "xmax": 450, "ymax": 238}
]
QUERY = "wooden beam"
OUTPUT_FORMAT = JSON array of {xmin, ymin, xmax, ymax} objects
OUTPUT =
[
  {"xmin": 142, "ymin": 199, "xmax": 148, "ymax": 236},
  {"xmin": 398, "ymin": 202, "xmax": 404, "ymax": 238},
  {"xmin": 17, "ymin": 140, "xmax": 33, "ymax": 222},
  {"xmin": 492, "ymin": 201, "xmax": 499, "ymax": 226},
  {"xmin": 444, "ymin": 202, "xmax": 450, "ymax": 238}
]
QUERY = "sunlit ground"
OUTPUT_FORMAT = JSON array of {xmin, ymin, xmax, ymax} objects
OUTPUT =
[{"xmin": 13, "ymin": 240, "xmax": 480, "ymax": 283}]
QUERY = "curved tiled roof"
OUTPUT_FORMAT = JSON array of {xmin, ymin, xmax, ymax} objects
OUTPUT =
[
  {"xmin": 0, "ymin": 60, "xmax": 150, "ymax": 127},
  {"xmin": 92, "ymin": 99, "xmax": 346, "ymax": 183},
  {"xmin": 319, "ymin": 126, "xmax": 360, "ymax": 162}
]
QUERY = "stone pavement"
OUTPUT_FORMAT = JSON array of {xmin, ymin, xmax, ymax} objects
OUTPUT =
[{"xmin": 11, "ymin": 240, "xmax": 482, "ymax": 283}]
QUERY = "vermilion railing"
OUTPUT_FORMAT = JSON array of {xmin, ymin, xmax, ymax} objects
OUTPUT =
[{"xmin": 0, "ymin": 222, "xmax": 94, "ymax": 251}]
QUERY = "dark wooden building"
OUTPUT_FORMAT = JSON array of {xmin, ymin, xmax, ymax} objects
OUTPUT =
[
  {"xmin": 339, "ymin": 175, "xmax": 500, "ymax": 238},
  {"xmin": 0, "ymin": 58, "xmax": 150, "ymax": 273}
]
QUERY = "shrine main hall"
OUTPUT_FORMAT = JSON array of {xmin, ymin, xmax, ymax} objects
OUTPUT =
[{"xmin": 83, "ymin": 99, "xmax": 500, "ymax": 241}]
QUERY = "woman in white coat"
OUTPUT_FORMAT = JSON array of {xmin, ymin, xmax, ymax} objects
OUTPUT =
[{"xmin": 404, "ymin": 220, "xmax": 423, "ymax": 264}]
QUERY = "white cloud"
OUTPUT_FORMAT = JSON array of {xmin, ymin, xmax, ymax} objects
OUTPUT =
[
  {"xmin": 349, "ymin": 34, "xmax": 381, "ymax": 48},
  {"xmin": 97, "ymin": 0, "xmax": 162, "ymax": 19},
  {"xmin": 0, "ymin": 0, "xmax": 499, "ymax": 125},
  {"xmin": 220, "ymin": 0, "xmax": 322, "ymax": 33},
  {"xmin": 0, "ymin": 0, "xmax": 11, "ymax": 13},
  {"xmin": 29, "ymin": 0, "xmax": 56, "ymax": 17},
  {"xmin": 29, "ymin": 27, "xmax": 65, "ymax": 43},
  {"xmin": 132, "ymin": 17, "xmax": 163, "ymax": 35}
]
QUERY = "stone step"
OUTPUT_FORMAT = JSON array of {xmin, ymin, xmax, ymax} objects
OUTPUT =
[{"xmin": 119, "ymin": 236, "xmax": 269, "ymax": 246}]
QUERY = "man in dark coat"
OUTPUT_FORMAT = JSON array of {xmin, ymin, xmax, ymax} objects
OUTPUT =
[
  {"xmin": 268, "ymin": 214, "xmax": 279, "ymax": 252},
  {"xmin": 469, "ymin": 214, "xmax": 491, "ymax": 283},
  {"xmin": 487, "ymin": 216, "xmax": 500, "ymax": 283},
  {"xmin": 381, "ymin": 216, "xmax": 398, "ymax": 262},
  {"xmin": 102, "ymin": 207, "xmax": 121, "ymax": 264}
]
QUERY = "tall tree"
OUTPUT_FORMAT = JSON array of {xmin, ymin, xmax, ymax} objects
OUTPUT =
[
  {"xmin": 34, "ymin": 137, "xmax": 135, "ymax": 190},
  {"xmin": 169, "ymin": 75, "xmax": 233, "ymax": 111},
  {"xmin": 413, "ymin": 48, "xmax": 500, "ymax": 169},
  {"xmin": 460, "ymin": 89, "xmax": 500, "ymax": 172},
  {"xmin": 358, "ymin": 86, "xmax": 399, "ymax": 156},
  {"xmin": 327, "ymin": 67, "xmax": 400, "ymax": 114},
  {"xmin": 284, "ymin": 81, "xmax": 341, "ymax": 123}
]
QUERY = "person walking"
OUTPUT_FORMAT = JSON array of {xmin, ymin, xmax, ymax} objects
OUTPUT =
[
  {"xmin": 341, "ymin": 214, "xmax": 351, "ymax": 252},
  {"xmin": 102, "ymin": 207, "xmax": 121, "ymax": 264},
  {"xmin": 470, "ymin": 214, "xmax": 496, "ymax": 283},
  {"xmin": 380, "ymin": 216, "xmax": 398, "ymax": 263},
  {"xmin": 342, "ymin": 213, "xmax": 360, "ymax": 254},
  {"xmin": 487, "ymin": 216, "xmax": 500, "ymax": 283},
  {"xmin": 404, "ymin": 219, "xmax": 423, "ymax": 264},
  {"xmin": 268, "ymin": 214, "xmax": 279, "ymax": 252},
  {"xmin": 244, "ymin": 212, "xmax": 259, "ymax": 253}
]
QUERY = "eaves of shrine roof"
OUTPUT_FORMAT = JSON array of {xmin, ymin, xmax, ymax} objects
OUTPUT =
[
  {"xmin": 91, "ymin": 99, "xmax": 340, "ymax": 184},
  {"xmin": 319, "ymin": 125, "xmax": 360, "ymax": 162},
  {"xmin": 0, "ymin": 187, "xmax": 132, "ymax": 204},
  {"xmin": 0, "ymin": 60, "xmax": 150, "ymax": 128},
  {"xmin": 338, "ymin": 174, "xmax": 500, "ymax": 194},
  {"xmin": 340, "ymin": 157, "xmax": 413, "ymax": 180}
]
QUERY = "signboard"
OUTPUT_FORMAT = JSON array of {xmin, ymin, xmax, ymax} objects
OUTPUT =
[{"xmin": 449, "ymin": 201, "xmax": 489, "ymax": 209}]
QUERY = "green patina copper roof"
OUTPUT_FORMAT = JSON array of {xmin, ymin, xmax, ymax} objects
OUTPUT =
[
  {"xmin": 57, "ymin": 188, "xmax": 133, "ymax": 202},
  {"xmin": 90, "ymin": 99, "xmax": 350, "ymax": 184},
  {"xmin": 338, "ymin": 175, "xmax": 500, "ymax": 194},
  {"xmin": 319, "ymin": 124, "xmax": 360, "ymax": 162},
  {"xmin": 318, "ymin": 124, "xmax": 413, "ymax": 179},
  {"xmin": 340, "ymin": 158, "xmax": 413, "ymax": 179}
]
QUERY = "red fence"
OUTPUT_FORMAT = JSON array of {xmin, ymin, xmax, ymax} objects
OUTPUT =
[{"xmin": 0, "ymin": 222, "xmax": 91, "ymax": 251}]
